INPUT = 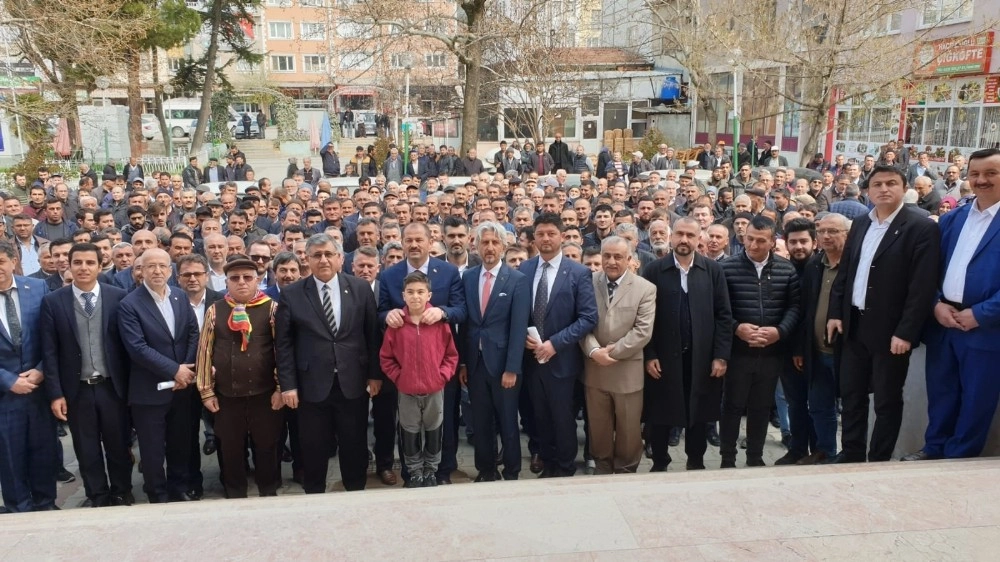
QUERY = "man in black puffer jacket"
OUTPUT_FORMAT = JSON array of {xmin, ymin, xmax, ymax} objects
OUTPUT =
[{"xmin": 719, "ymin": 215, "xmax": 801, "ymax": 469}]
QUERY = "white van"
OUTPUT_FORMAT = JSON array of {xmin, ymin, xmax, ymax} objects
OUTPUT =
[{"xmin": 163, "ymin": 98, "xmax": 259, "ymax": 139}]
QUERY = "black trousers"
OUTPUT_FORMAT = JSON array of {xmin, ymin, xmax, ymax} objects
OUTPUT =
[
  {"xmin": 298, "ymin": 381, "xmax": 369, "ymax": 492},
  {"xmin": 649, "ymin": 351, "xmax": 707, "ymax": 466},
  {"xmin": 131, "ymin": 387, "xmax": 200, "ymax": 502},
  {"xmin": 720, "ymin": 353, "xmax": 782, "ymax": 461},
  {"xmin": 468, "ymin": 359, "xmax": 522, "ymax": 479},
  {"xmin": 525, "ymin": 363, "xmax": 577, "ymax": 475},
  {"xmin": 67, "ymin": 381, "xmax": 132, "ymax": 504},
  {"xmin": 215, "ymin": 393, "xmax": 283, "ymax": 498},
  {"xmin": 437, "ymin": 376, "xmax": 461, "ymax": 479},
  {"xmin": 840, "ymin": 313, "xmax": 911, "ymax": 461},
  {"xmin": 371, "ymin": 379, "xmax": 397, "ymax": 473}
]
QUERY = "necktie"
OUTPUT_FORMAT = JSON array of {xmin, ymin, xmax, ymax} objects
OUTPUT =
[
  {"xmin": 83, "ymin": 292, "xmax": 95, "ymax": 316},
  {"xmin": 607, "ymin": 281, "xmax": 618, "ymax": 303},
  {"xmin": 532, "ymin": 262, "xmax": 550, "ymax": 340},
  {"xmin": 1, "ymin": 288, "xmax": 21, "ymax": 346},
  {"xmin": 481, "ymin": 271, "xmax": 492, "ymax": 316},
  {"xmin": 321, "ymin": 284, "xmax": 338, "ymax": 335}
]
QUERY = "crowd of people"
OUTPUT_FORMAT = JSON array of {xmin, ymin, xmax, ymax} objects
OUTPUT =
[{"xmin": 0, "ymin": 139, "xmax": 995, "ymax": 514}]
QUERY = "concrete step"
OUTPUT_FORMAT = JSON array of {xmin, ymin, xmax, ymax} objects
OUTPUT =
[{"xmin": 17, "ymin": 458, "xmax": 1000, "ymax": 560}]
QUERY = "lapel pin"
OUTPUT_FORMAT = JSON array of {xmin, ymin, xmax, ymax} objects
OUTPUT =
[{"xmin": 432, "ymin": 268, "xmax": 438, "ymax": 274}]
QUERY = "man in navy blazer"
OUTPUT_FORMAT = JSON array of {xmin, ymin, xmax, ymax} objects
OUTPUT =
[
  {"xmin": 378, "ymin": 222, "xmax": 466, "ymax": 484},
  {"xmin": 520, "ymin": 213, "xmax": 598, "ymax": 477},
  {"xmin": 906, "ymin": 148, "xmax": 1000, "ymax": 461},
  {"xmin": 41, "ymin": 242, "xmax": 133, "ymax": 507},
  {"xmin": 0, "ymin": 243, "xmax": 58, "ymax": 512},
  {"xmin": 117, "ymin": 248, "xmax": 201, "ymax": 503},
  {"xmin": 459, "ymin": 222, "xmax": 531, "ymax": 481}
]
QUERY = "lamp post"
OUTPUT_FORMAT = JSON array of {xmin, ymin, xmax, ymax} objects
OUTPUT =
[
  {"xmin": 95, "ymin": 76, "xmax": 111, "ymax": 163},
  {"xmin": 403, "ymin": 59, "xmax": 412, "ymax": 170},
  {"xmin": 728, "ymin": 50, "xmax": 743, "ymax": 170},
  {"xmin": 163, "ymin": 83, "xmax": 174, "ymax": 157}
]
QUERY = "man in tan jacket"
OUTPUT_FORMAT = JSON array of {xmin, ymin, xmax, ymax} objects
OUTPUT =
[{"xmin": 580, "ymin": 236, "xmax": 656, "ymax": 474}]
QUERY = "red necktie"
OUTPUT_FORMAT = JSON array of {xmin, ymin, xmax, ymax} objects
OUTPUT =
[{"xmin": 481, "ymin": 271, "xmax": 492, "ymax": 316}]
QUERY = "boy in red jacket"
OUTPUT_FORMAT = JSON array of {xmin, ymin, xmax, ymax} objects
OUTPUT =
[{"xmin": 380, "ymin": 271, "xmax": 459, "ymax": 488}]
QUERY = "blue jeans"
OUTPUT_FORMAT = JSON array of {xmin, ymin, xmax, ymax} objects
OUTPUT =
[
  {"xmin": 809, "ymin": 352, "xmax": 839, "ymax": 457},
  {"xmin": 780, "ymin": 362, "xmax": 815, "ymax": 456},
  {"xmin": 774, "ymin": 381, "xmax": 790, "ymax": 436}
]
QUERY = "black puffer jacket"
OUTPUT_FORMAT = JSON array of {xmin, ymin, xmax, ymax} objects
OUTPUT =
[{"xmin": 721, "ymin": 251, "xmax": 801, "ymax": 356}]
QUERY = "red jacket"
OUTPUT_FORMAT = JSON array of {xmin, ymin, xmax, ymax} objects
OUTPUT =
[{"xmin": 379, "ymin": 305, "xmax": 458, "ymax": 395}]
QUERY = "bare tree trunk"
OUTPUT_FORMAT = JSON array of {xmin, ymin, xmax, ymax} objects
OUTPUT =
[
  {"xmin": 150, "ymin": 48, "xmax": 171, "ymax": 150},
  {"xmin": 701, "ymin": 98, "xmax": 718, "ymax": 146},
  {"xmin": 190, "ymin": 0, "xmax": 223, "ymax": 153},
  {"xmin": 125, "ymin": 48, "xmax": 144, "ymax": 156},
  {"xmin": 459, "ymin": 2, "xmax": 485, "ymax": 154}
]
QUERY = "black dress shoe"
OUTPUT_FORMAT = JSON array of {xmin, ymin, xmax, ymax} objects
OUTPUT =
[
  {"xmin": 668, "ymin": 427, "xmax": 682, "ymax": 447},
  {"xmin": 110, "ymin": 493, "xmax": 134, "ymax": 506},
  {"xmin": 720, "ymin": 458, "xmax": 736, "ymax": 469},
  {"xmin": 0, "ymin": 506, "xmax": 8, "ymax": 514},
  {"xmin": 774, "ymin": 451, "xmax": 804, "ymax": 465},
  {"xmin": 435, "ymin": 475, "xmax": 452, "ymax": 485},
  {"xmin": 529, "ymin": 454, "xmax": 544, "ymax": 474},
  {"xmin": 706, "ymin": 424, "xmax": 721, "ymax": 447},
  {"xmin": 474, "ymin": 471, "xmax": 497, "ymax": 482},
  {"xmin": 644, "ymin": 441, "xmax": 653, "ymax": 459},
  {"xmin": 780, "ymin": 433, "xmax": 792, "ymax": 449},
  {"xmin": 81, "ymin": 498, "xmax": 95, "ymax": 508},
  {"xmin": 202, "ymin": 437, "xmax": 217, "ymax": 456},
  {"xmin": 168, "ymin": 492, "xmax": 196, "ymax": 502},
  {"xmin": 901, "ymin": 450, "xmax": 940, "ymax": 462},
  {"xmin": 825, "ymin": 452, "xmax": 865, "ymax": 464},
  {"xmin": 746, "ymin": 457, "xmax": 766, "ymax": 467},
  {"xmin": 538, "ymin": 467, "xmax": 557, "ymax": 478},
  {"xmin": 423, "ymin": 476, "xmax": 438, "ymax": 487},
  {"xmin": 686, "ymin": 459, "xmax": 706, "ymax": 470},
  {"xmin": 649, "ymin": 463, "xmax": 669, "ymax": 473},
  {"xmin": 187, "ymin": 489, "xmax": 203, "ymax": 500},
  {"xmin": 57, "ymin": 468, "xmax": 76, "ymax": 484}
]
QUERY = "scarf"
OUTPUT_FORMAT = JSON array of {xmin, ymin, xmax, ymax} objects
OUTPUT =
[{"xmin": 225, "ymin": 291, "xmax": 271, "ymax": 351}]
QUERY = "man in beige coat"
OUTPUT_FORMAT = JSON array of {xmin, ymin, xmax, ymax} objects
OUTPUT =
[{"xmin": 580, "ymin": 236, "xmax": 656, "ymax": 474}]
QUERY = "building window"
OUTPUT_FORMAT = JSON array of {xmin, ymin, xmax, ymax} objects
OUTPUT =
[
  {"xmin": 603, "ymin": 102, "xmax": 629, "ymax": 132},
  {"xmin": 586, "ymin": 37, "xmax": 601, "ymax": 48},
  {"xmin": 390, "ymin": 53, "xmax": 409, "ymax": 68},
  {"xmin": 300, "ymin": 22, "xmax": 326, "ymax": 40},
  {"xmin": 425, "ymin": 52, "xmax": 447, "ymax": 68},
  {"xmin": 340, "ymin": 53, "xmax": 373, "ymax": 70},
  {"xmin": 590, "ymin": 9, "xmax": 601, "ymax": 31},
  {"xmin": 921, "ymin": 0, "xmax": 973, "ymax": 26},
  {"xmin": 300, "ymin": 0, "xmax": 324, "ymax": 6},
  {"xmin": 236, "ymin": 60, "xmax": 258, "ymax": 72},
  {"xmin": 270, "ymin": 55, "xmax": 295, "ymax": 72},
  {"xmin": 268, "ymin": 22, "xmax": 292, "ymax": 39},
  {"xmin": 167, "ymin": 57, "xmax": 184, "ymax": 72},
  {"xmin": 303, "ymin": 55, "xmax": 327, "ymax": 73},
  {"xmin": 337, "ymin": 22, "xmax": 368, "ymax": 39}
]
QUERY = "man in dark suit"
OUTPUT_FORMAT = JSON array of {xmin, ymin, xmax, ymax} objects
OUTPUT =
[
  {"xmin": 202, "ymin": 157, "xmax": 226, "ymax": 184},
  {"xmin": 905, "ymin": 151, "xmax": 939, "ymax": 186},
  {"xmin": 378, "ymin": 222, "xmax": 467, "ymax": 484},
  {"xmin": 904, "ymin": 148, "xmax": 1000, "ymax": 461},
  {"xmin": 642, "ymin": 218, "xmax": 732, "ymax": 471},
  {"xmin": 520, "ymin": 213, "xmax": 598, "ymax": 477},
  {"xmin": 41, "ymin": 242, "xmax": 132, "ymax": 507},
  {"xmin": 117, "ymin": 248, "xmax": 201, "ymax": 502},
  {"xmin": 828, "ymin": 165, "xmax": 941, "ymax": 463},
  {"xmin": 0, "ymin": 242, "xmax": 58, "ymax": 512},
  {"xmin": 459, "ymin": 222, "xmax": 531, "ymax": 481},
  {"xmin": 275, "ymin": 233, "xmax": 381, "ymax": 493}
]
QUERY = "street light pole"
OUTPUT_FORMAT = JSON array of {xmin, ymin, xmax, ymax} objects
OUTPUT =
[{"xmin": 95, "ymin": 76, "xmax": 111, "ymax": 164}]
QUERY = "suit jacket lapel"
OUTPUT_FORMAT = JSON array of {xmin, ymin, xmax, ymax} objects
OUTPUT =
[
  {"xmin": 872, "ymin": 211, "xmax": 908, "ymax": 262},
  {"xmin": 971, "ymin": 208, "xmax": 1000, "ymax": 262},
  {"xmin": 137, "ymin": 287, "xmax": 172, "ymax": 339},
  {"xmin": 61, "ymin": 289, "xmax": 82, "ymax": 342},
  {"xmin": 545, "ymin": 260, "xmax": 570, "ymax": 315},
  {"xmin": 170, "ymin": 290, "xmax": 187, "ymax": 340},
  {"xmin": 337, "ymin": 274, "xmax": 353, "ymax": 334},
  {"xmin": 486, "ymin": 267, "xmax": 508, "ymax": 318},
  {"xmin": 850, "ymin": 216, "xmax": 871, "ymax": 264},
  {"xmin": 609, "ymin": 273, "xmax": 633, "ymax": 308}
]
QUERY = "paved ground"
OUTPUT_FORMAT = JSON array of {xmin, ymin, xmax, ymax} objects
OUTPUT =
[{"xmin": 55, "ymin": 417, "xmax": 793, "ymax": 507}]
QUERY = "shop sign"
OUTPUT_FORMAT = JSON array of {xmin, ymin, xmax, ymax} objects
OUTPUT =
[{"xmin": 915, "ymin": 31, "xmax": 994, "ymax": 78}]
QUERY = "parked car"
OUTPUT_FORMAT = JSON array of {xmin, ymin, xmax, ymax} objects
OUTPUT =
[
  {"xmin": 196, "ymin": 181, "xmax": 259, "ymax": 195},
  {"xmin": 141, "ymin": 114, "xmax": 160, "ymax": 140}
]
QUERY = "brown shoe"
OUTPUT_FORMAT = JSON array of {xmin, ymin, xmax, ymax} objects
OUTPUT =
[
  {"xmin": 529, "ymin": 454, "xmax": 544, "ymax": 474},
  {"xmin": 796, "ymin": 451, "xmax": 828, "ymax": 465},
  {"xmin": 378, "ymin": 469, "xmax": 398, "ymax": 486}
]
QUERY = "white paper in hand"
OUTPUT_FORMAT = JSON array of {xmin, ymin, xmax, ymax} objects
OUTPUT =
[
  {"xmin": 527, "ymin": 327, "xmax": 547, "ymax": 364},
  {"xmin": 157, "ymin": 381, "xmax": 176, "ymax": 391}
]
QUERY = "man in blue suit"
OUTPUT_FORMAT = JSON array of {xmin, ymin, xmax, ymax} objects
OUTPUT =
[
  {"xmin": 459, "ymin": 222, "xmax": 531, "ymax": 481},
  {"xmin": 905, "ymin": 148, "xmax": 1000, "ymax": 461},
  {"xmin": 41, "ymin": 242, "xmax": 133, "ymax": 507},
  {"xmin": 520, "ymin": 213, "xmax": 598, "ymax": 477},
  {"xmin": 0, "ymin": 241, "xmax": 57, "ymax": 512},
  {"xmin": 378, "ymin": 222, "xmax": 466, "ymax": 484},
  {"xmin": 117, "ymin": 248, "xmax": 201, "ymax": 503}
]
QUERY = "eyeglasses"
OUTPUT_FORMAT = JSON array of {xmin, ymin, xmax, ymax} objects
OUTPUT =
[
  {"xmin": 249, "ymin": 255, "xmax": 271, "ymax": 262},
  {"xmin": 227, "ymin": 274, "xmax": 256, "ymax": 283},
  {"xmin": 178, "ymin": 271, "xmax": 206, "ymax": 278}
]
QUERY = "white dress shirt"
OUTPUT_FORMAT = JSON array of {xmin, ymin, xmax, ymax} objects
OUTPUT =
[
  {"xmin": 747, "ymin": 251, "xmax": 767, "ymax": 279},
  {"xmin": 852, "ymin": 203, "xmax": 904, "ymax": 310},
  {"xmin": 71, "ymin": 282, "xmax": 101, "ymax": 311},
  {"xmin": 674, "ymin": 255, "xmax": 691, "ymax": 292},
  {"xmin": 942, "ymin": 199, "xmax": 1000, "ymax": 303},
  {"xmin": 314, "ymin": 275, "xmax": 342, "ymax": 330},
  {"xmin": 0, "ymin": 283, "xmax": 21, "ymax": 339},
  {"xmin": 145, "ymin": 282, "xmax": 175, "ymax": 338},
  {"xmin": 209, "ymin": 269, "xmax": 227, "ymax": 292},
  {"xmin": 407, "ymin": 258, "xmax": 430, "ymax": 275},
  {"xmin": 532, "ymin": 252, "xmax": 563, "ymax": 303},
  {"xmin": 18, "ymin": 239, "xmax": 40, "ymax": 276},
  {"xmin": 189, "ymin": 291, "xmax": 207, "ymax": 330}
]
